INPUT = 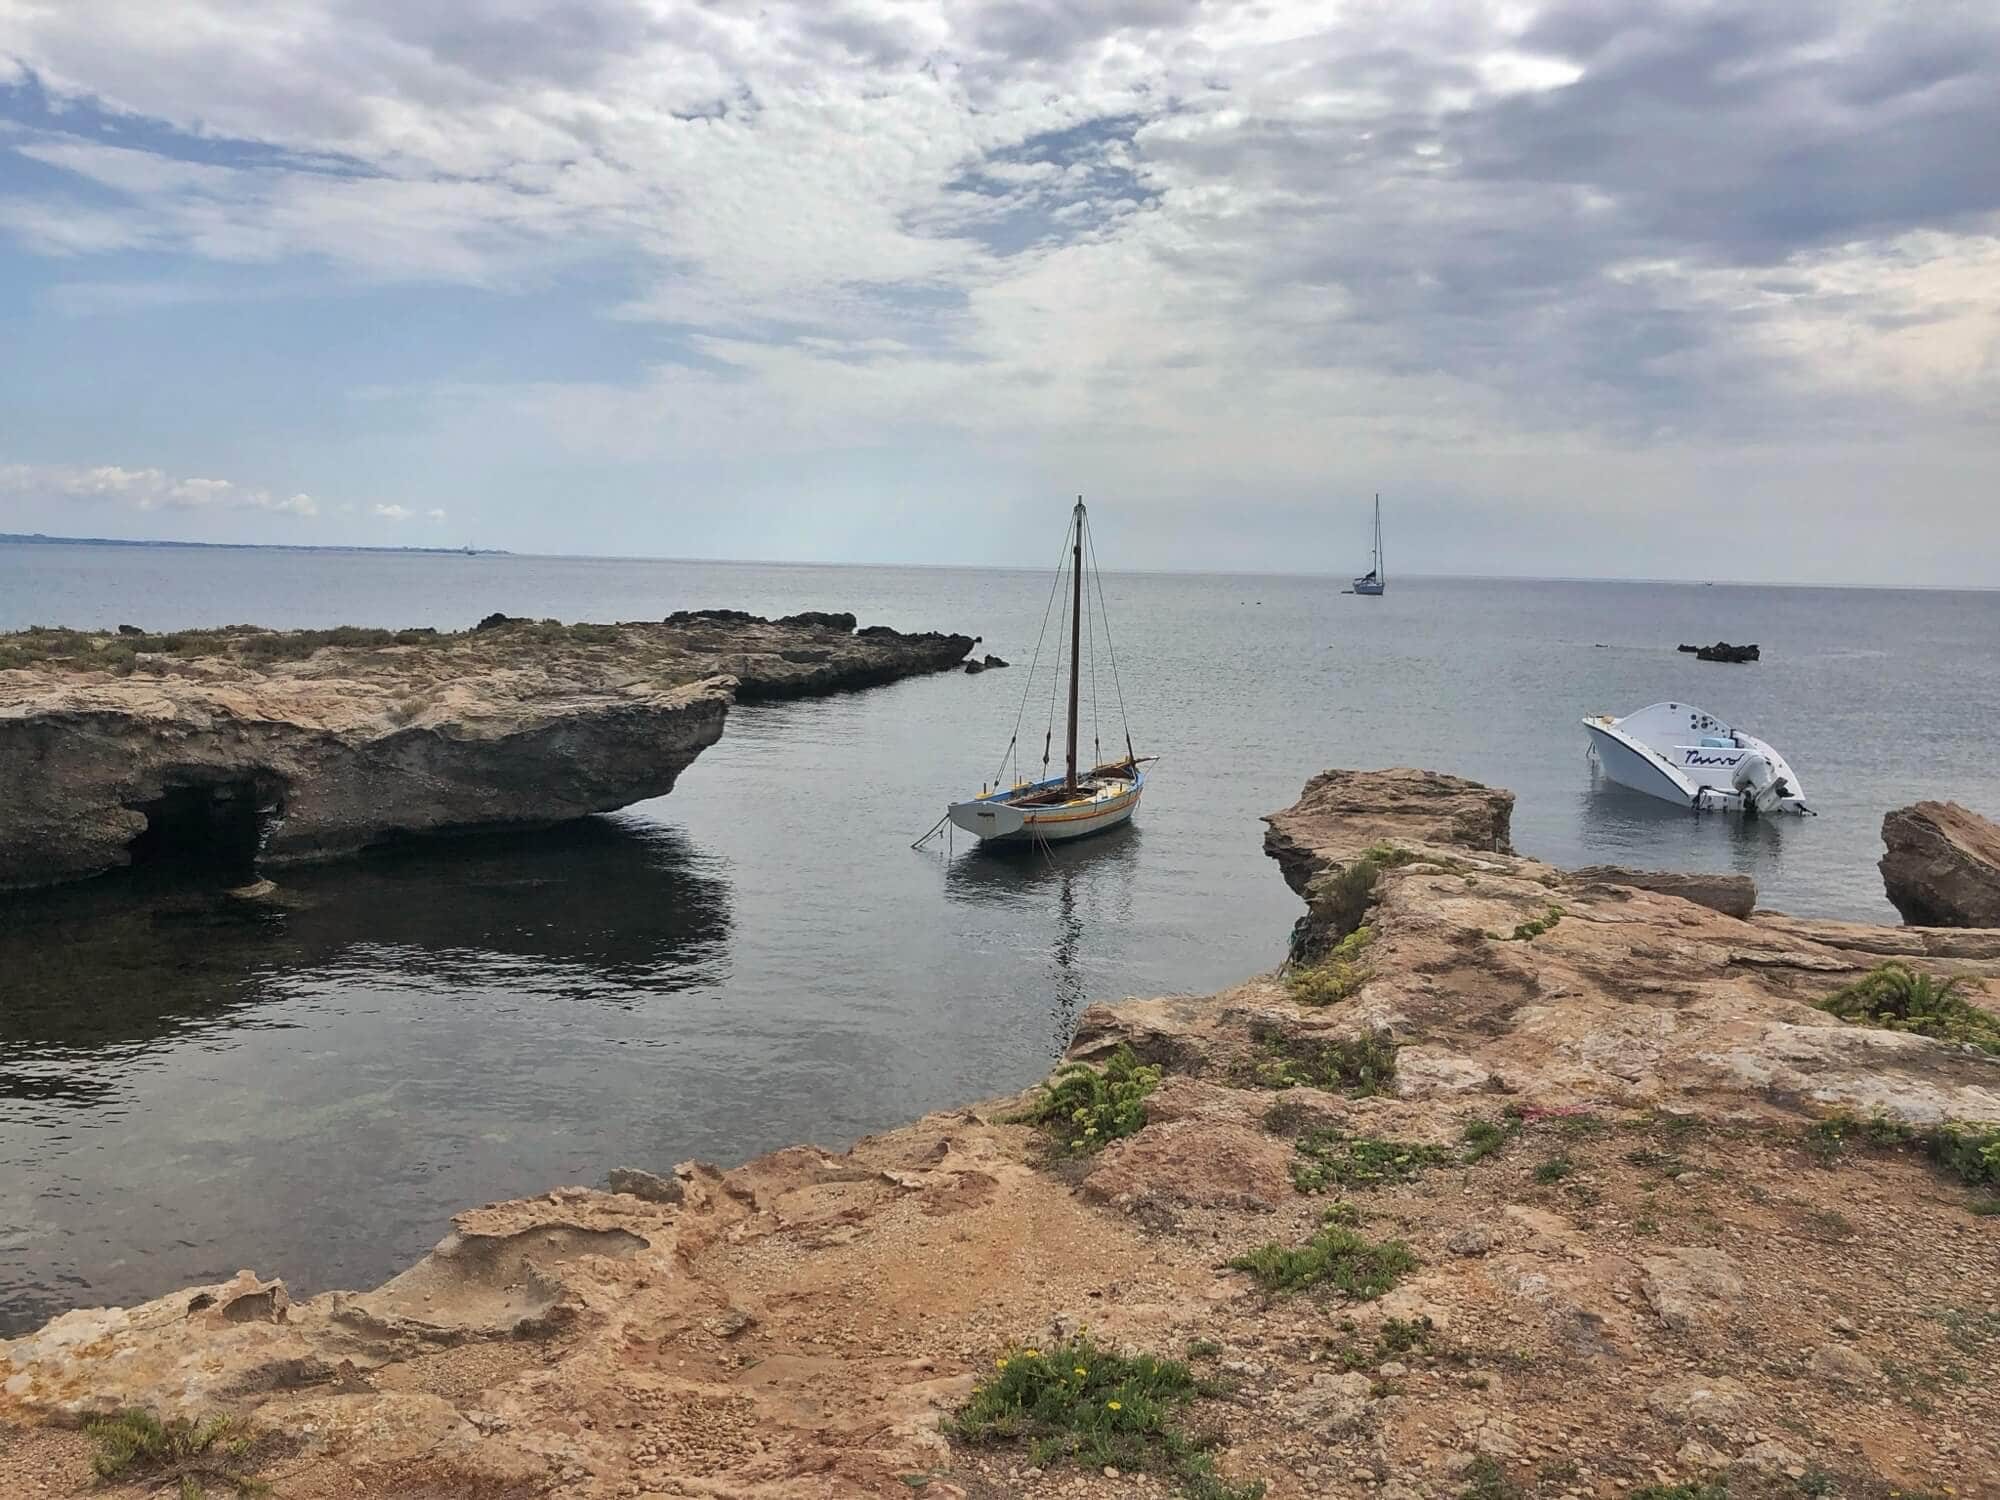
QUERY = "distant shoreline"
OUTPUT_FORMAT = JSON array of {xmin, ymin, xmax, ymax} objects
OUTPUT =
[{"xmin": 0, "ymin": 532, "xmax": 510, "ymax": 557}]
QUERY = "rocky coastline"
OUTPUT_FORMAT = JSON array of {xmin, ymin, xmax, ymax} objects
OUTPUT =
[
  {"xmin": 0, "ymin": 612, "xmax": 974, "ymax": 890},
  {"xmin": 3, "ymin": 766, "xmax": 1996, "ymax": 1499}
]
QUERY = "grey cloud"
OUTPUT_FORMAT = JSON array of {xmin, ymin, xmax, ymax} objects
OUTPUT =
[{"xmin": 963, "ymin": 0, "xmax": 1204, "ymax": 64}]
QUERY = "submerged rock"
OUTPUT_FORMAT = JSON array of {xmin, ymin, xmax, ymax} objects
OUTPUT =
[{"xmin": 1880, "ymin": 799, "xmax": 2000, "ymax": 927}]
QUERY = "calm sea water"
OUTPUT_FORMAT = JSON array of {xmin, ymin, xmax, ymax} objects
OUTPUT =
[{"xmin": 2, "ymin": 542, "xmax": 1997, "ymax": 1332}]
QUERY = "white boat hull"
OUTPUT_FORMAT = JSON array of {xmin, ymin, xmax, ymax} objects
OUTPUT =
[
  {"xmin": 1583, "ymin": 704, "xmax": 1810, "ymax": 815},
  {"xmin": 947, "ymin": 770, "xmax": 1144, "ymax": 845}
]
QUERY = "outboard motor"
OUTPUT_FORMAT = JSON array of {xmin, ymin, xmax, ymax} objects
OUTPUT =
[{"xmin": 1730, "ymin": 753, "xmax": 1785, "ymax": 817}]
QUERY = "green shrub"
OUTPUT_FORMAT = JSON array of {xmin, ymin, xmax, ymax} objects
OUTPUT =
[
  {"xmin": 1806, "ymin": 1112, "xmax": 2000, "ymax": 1188},
  {"xmin": 85, "ymin": 1409, "xmax": 267, "ymax": 1497},
  {"xmin": 1250, "ymin": 1028, "xmax": 1398, "ymax": 1096},
  {"xmin": 1631, "ymin": 1486, "xmax": 1727, "ymax": 1500},
  {"xmin": 1460, "ymin": 1455, "xmax": 1525, "ymax": 1500},
  {"xmin": 1009, "ymin": 1046, "xmax": 1162, "ymax": 1156},
  {"xmin": 1228, "ymin": 1218, "xmax": 1419, "ymax": 1300},
  {"xmin": 1532, "ymin": 1156, "xmax": 1574, "ymax": 1184},
  {"xmin": 1292, "ymin": 1128, "xmax": 1454, "ymax": 1193},
  {"xmin": 1460, "ymin": 1118, "xmax": 1517, "ymax": 1163},
  {"xmin": 949, "ymin": 1333, "xmax": 1263, "ymax": 1500},
  {"xmin": 1816, "ymin": 962, "xmax": 2000, "ymax": 1054},
  {"xmin": 1287, "ymin": 925, "xmax": 1374, "ymax": 1006},
  {"xmin": 1493, "ymin": 905, "xmax": 1564, "ymax": 942}
]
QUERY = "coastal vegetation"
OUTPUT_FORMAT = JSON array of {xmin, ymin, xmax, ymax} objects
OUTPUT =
[
  {"xmin": 1814, "ymin": 961, "xmax": 2000, "ymax": 1054},
  {"xmin": 948, "ymin": 1332, "xmax": 1264, "ymax": 1500},
  {"xmin": 1009, "ymin": 1045, "xmax": 1162, "ymax": 1155},
  {"xmin": 1246, "ymin": 1026, "xmax": 1398, "ymax": 1094},
  {"xmin": 1290, "ymin": 1127, "xmax": 1456, "ymax": 1192},
  {"xmin": 1806, "ymin": 1111, "xmax": 2000, "ymax": 1188},
  {"xmin": 1492, "ymin": 904, "xmax": 1564, "ymax": 941},
  {"xmin": 1227, "ymin": 1209, "xmax": 1420, "ymax": 1299},
  {"xmin": 1285, "ymin": 924, "xmax": 1373, "ymax": 1005},
  {"xmin": 85, "ymin": 1409, "xmax": 268, "ymax": 1497}
]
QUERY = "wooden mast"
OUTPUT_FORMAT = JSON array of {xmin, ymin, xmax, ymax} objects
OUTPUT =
[{"xmin": 1066, "ymin": 497, "xmax": 1084, "ymax": 791}]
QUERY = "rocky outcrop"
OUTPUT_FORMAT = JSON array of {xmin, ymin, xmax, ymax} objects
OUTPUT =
[
  {"xmin": 0, "ymin": 615, "xmax": 972, "ymax": 889},
  {"xmin": 4, "ymin": 767, "xmax": 1996, "ymax": 1500},
  {"xmin": 1565, "ymin": 864, "xmax": 1758, "ymax": 919},
  {"xmin": 1880, "ymin": 799, "xmax": 2000, "ymax": 927},
  {"xmin": 1678, "ymin": 641, "xmax": 1761, "ymax": 662}
]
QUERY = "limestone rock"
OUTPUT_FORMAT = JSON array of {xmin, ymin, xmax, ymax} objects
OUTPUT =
[
  {"xmin": 1807, "ymin": 1342, "xmax": 1878, "ymax": 1387},
  {"xmin": 1262, "ymin": 767, "xmax": 1516, "ymax": 898},
  {"xmin": 1733, "ymin": 1440, "xmax": 1807, "ymax": 1474},
  {"xmin": 0, "ymin": 615, "xmax": 971, "ymax": 889},
  {"xmin": 1880, "ymin": 800, "xmax": 2000, "ymax": 927},
  {"xmin": 1645, "ymin": 1375, "xmax": 1751, "ymax": 1426},
  {"xmin": 1640, "ymin": 1248, "xmax": 1744, "ymax": 1333},
  {"xmin": 1566, "ymin": 865, "xmax": 1758, "ymax": 919},
  {"xmin": 1446, "ymin": 1224, "xmax": 1498, "ymax": 1257},
  {"xmin": 606, "ymin": 1166, "xmax": 684, "ymax": 1204}
]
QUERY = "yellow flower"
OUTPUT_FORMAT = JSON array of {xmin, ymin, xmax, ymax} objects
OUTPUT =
[
  {"xmin": 1075, "ymin": 1367, "xmax": 1088, "ymax": 1378},
  {"xmin": 1107, "ymin": 1400, "xmax": 1122, "ymax": 1411},
  {"xmin": 1025, "ymin": 1349, "xmax": 1040, "ymax": 1358},
  {"xmin": 995, "ymin": 1357, "xmax": 1009, "ymax": 1369}
]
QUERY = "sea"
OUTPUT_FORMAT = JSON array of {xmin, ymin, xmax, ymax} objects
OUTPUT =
[{"xmin": 2, "ymin": 540, "xmax": 1997, "ymax": 1334}]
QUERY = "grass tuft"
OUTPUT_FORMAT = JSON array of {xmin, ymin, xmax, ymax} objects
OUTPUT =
[
  {"xmin": 1460, "ymin": 1454, "xmax": 1525, "ymax": 1500},
  {"xmin": 1815, "ymin": 962, "xmax": 2000, "ymax": 1054},
  {"xmin": 1292, "ymin": 1128, "xmax": 1455, "ymax": 1193},
  {"xmin": 1532, "ymin": 1156, "xmax": 1574, "ymax": 1185},
  {"xmin": 85, "ymin": 1409, "xmax": 268, "ymax": 1497},
  {"xmin": 1228, "ymin": 1215, "xmax": 1419, "ymax": 1300},
  {"xmin": 1460, "ymin": 1118, "xmax": 1519, "ymax": 1163},
  {"xmin": 1491, "ymin": 905, "xmax": 1564, "ymax": 942},
  {"xmin": 1805, "ymin": 1111, "xmax": 2000, "ymax": 1188},
  {"xmin": 1249, "ymin": 1028, "xmax": 1398, "ymax": 1096},
  {"xmin": 1009, "ymin": 1046, "xmax": 1162, "ymax": 1156},
  {"xmin": 949, "ymin": 1332, "xmax": 1264, "ymax": 1500}
]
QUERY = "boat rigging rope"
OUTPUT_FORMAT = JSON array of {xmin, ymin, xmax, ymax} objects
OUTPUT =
[
  {"xmin": 1087, "ymin": 514, "xmax": 1102, "ymax": 769},
  {"xmin": 1084, "ymin": 519, "xmax": 1137, "ymax": 765},
  {"xmin": 1042, "ymin": 543, "xmax": 1068, "ymax": 778},
  {"xmin": 994, "ymin": 512, "xmax": 1077, "ymax": 789}
]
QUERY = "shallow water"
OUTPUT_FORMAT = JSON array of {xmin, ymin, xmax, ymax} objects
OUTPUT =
[{"xmin": 2, "ymin": 543, "xmax": 1997, "ymax": 1331}]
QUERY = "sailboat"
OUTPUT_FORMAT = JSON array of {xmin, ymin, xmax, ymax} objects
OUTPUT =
[
  {"xmin": 945, "ymin": 498, "xmax": 1147, "ymax": 845},
  {"xmin": 1352, "ymin": 493, "xmax": 1386, "ymax": 595}
]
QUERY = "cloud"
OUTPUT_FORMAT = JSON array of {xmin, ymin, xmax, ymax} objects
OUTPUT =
[
  {"xmin": 1, "ymin": 0, "xmax": 1996, "ymax": 570},
  {"xmin": 425, "ymin": 507, "xmax": 447, "ymax": 521},
  {"xmin": 0, "ymin": 464, "xmax": 319, "ymax": 517}
]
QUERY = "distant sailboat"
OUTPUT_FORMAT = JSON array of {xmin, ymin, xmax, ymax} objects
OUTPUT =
[{"xmin": 1352, "ymin": 494, "xmax": 1386, "ymax": 596}]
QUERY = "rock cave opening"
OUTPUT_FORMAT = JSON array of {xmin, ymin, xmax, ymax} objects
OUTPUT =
[{"xmin": 125, "ymin": 775, "xmax": 285, "ymax": 876}]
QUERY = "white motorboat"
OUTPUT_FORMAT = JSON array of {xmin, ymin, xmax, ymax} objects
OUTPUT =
[
  {"xmin": 1583, "ymin": 702, "xmax": 1812, "ymax": 815},
  {"xmin": 945, "ymin": 498, "xmax": 1149, "ymax": 846}
]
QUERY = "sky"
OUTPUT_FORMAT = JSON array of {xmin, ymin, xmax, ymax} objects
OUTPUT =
[{"xmin": 0, "ymin": 1, "xmax": 1996, "ymax": 583}]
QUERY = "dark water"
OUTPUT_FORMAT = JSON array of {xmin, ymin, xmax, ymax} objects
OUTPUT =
[{"xmin": 3, "ymin": 542, "xmax": 1997, "ymax": 1333}]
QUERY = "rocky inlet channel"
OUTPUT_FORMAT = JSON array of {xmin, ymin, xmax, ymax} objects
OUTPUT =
[
  {"xmin": 0, "ymin": 610, "xmax": 974, "ymax": 890},
  {"xmin": 2, "ymin": 767, "xmax": 1996, "ymax": 1499}
]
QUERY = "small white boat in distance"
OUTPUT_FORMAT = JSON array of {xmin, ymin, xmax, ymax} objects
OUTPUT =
[
  {"xmin": 946, "ymin": 497, "xmax": 1148, "ymax": 846},
  {"xmin": 1583, "ymin": 702, "xmax": 1812, "ymax": 816}
]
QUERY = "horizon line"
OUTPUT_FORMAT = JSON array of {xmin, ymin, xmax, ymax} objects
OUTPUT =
[{"xmin": 2, "ymin": 530, "xmax": 1993, "ymax": 594}]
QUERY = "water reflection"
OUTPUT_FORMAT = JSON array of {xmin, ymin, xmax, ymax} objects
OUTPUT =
[
  {"xmin": 0, "ymin": 815, "xmax": 732, "ymax": 1106},
  {"xmin": 1575, "ymin": 778, "xmax": 1787, "ymax": 879},
  {"xmin": 941, "ymin": 827, "xmax": 1141, "ymax": 1053}
]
